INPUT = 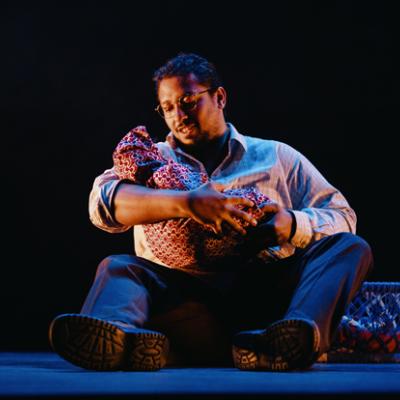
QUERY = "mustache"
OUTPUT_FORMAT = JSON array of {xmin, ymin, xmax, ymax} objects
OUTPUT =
[{"xmin": 176, "ymin": 121, "xmax": 196, "ymax": 130}]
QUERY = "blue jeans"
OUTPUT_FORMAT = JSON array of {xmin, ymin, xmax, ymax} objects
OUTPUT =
[{"xmin": 81, "ymin": 232, "xmax": 373, "ymax": 355}]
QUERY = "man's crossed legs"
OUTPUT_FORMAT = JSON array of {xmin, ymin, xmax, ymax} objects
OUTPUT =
[{"xmin": 49, "ymin": 233, "xmax": 373, "ymax": 371}]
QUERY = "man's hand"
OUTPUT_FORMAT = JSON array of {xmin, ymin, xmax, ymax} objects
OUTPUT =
[
  {"xmin": 245, "ymin": 202, "xmax": 295, "ymax": 251},
  {"xmin": 186, "ymin": 182, "xmax": 258, "ymax": 235}
]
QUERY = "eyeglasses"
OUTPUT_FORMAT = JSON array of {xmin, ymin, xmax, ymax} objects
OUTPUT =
[{"xmin": 155, "ymin": 88, "xmax": 214, "ymax": 119}]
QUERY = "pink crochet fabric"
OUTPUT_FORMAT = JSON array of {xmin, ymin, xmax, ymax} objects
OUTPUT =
[{"xmin": 113, "ymin": 126, "xmax": 271, "ymax": 269}]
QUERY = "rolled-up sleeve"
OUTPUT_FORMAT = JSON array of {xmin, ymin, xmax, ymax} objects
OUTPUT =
[
  {"xmin": 280, "ymin": 143, "xmax": 357, "ymax": 248},
  {"xmin": 88, "ymin": 167, "xmax": 131, "ymax": 233}
]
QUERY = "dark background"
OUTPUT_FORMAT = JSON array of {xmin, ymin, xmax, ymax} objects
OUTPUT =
[{"xmin": 1, "ymin": 1, "xmax": 395, "ymax": 350}]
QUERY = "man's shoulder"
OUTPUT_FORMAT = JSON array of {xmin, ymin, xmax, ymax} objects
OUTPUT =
[
  {"xmin": 240, "ymin": 133, "xmax": 295, "ymax": 154},
  {"xmin": 237, "ymin": 133, "xmax": 304, "ymax": 167}
]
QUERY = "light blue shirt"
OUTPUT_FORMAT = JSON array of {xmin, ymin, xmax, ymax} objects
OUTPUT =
[{"xmin": 89, "ymin": 123, "xmax": 356, "ymax": 266}]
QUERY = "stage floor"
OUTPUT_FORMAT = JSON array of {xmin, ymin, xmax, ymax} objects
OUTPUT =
[{"xmin": 1, "ymin": 352, "xmax": 400, "ymax": 399}]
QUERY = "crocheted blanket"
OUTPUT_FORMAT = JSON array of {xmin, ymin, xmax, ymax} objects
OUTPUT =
[
  {"xmin": 331, "ymin": 282, "xmax": 400, "ymax": 356},
  {"xmin": 113, "ymin": 126, "xmax": 271, "ymax": 269}
]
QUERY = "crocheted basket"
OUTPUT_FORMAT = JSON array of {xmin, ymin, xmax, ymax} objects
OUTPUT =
[
  {"xmin": 321, "ymin": 282, "xmax": 400, "ymax": 363},
  {"xmin": 346, "ymin": 282, "xmax": 400, "ymax": 331}
]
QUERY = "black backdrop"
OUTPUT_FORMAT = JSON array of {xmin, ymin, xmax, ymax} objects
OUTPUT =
[{"xmin": 1, "ymin": 1, "xmax": 395, "ymax": 350}]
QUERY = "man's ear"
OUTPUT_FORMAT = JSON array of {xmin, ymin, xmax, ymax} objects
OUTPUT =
[{"xmin": 215, "ymin": 86, "xmax": 227, "ymax": 109}]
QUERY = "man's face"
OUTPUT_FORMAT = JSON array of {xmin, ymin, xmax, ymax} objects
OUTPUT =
[{"xmin": 157, "ymin": 74, "xmax": 226, "ymax": 150}]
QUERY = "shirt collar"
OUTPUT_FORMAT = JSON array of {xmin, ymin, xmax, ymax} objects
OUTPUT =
[{"xmin": 165, "ymin": 122, "xmax": 248, "ymax": 152}]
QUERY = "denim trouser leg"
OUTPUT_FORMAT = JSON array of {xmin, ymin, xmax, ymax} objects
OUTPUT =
[
  {"xmin": 80, "ymin": 233, "xmax": 373, "ymax": 355},
  {"xmin": 80, "ymin": 254, "xmax": 218, "ymax": 327},
  {"xmin": 284, "ymin": 232, "xmax": 373, "ymax": 352}
]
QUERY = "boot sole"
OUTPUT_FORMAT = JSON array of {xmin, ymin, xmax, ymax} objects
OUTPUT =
[
  {"xmin": 49, "ymin": 314, "xmax": 169, "ymax": 371},
  {"xmin": 232, "ymin": 318, "xmax": 320, "ymax": 371}
]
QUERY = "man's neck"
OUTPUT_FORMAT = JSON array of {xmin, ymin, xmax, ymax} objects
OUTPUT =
[{"xmin": 190, "ymin": 128, "xmax": 230, "ymax": 175}]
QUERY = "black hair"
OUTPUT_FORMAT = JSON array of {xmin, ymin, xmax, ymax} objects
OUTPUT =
[{"xmin": 152, "ymin": 53, "xmax": 222, "ymax": 93}]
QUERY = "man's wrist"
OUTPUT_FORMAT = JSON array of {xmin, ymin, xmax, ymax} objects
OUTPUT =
[
  {"xmin": 287, "ymin": 209, "xmax": 297, "ymax": 243},
  {"xmin": 177, "ymin": 191, "xmax": 193, "ymax": 218}
]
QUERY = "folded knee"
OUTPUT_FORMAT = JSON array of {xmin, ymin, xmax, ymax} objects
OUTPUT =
[
  {"xmin": 340, "ymin": 232, "xmax": 372, "ymax": 258},
  {"xmin": 96, "ymin": 254, "xmax": 143, "ymax": 277},
  {"xmin": 334, "ymin": 232, "xmax": 374, "ymax": 275}
]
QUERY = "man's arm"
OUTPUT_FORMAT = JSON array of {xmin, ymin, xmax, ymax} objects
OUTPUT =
[
  {"xmin": 89, "ymin": 168, "xmax": 258, "ymax": 234},
  {"xmin": 245, "ymin": 143, "xmax": 357, "ymax": 251},
  {"xmin": 284, "ymin": 143, "xmax": 357, "ymax": 248},
  {"xmin": 89, "ymin": 168, "xmax": 129, "ymax": 233},
  {"xmin": 113, "ymin": 183, "xmax": 189, "ymax": 225}
]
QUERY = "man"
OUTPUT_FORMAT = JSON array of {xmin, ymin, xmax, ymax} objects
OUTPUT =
[{"xmin": 49, "ymin": 53, "xmax": 373, "ymax": 372}]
